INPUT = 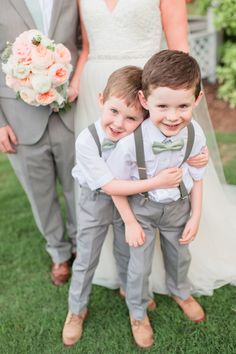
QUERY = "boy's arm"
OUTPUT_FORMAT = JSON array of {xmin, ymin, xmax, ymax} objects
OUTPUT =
[
  {"xmin": 102, "ymin": 167, "xmax": 182, "ymax": 196},
  {"xmin": 179, "ymin": 179, "xmax": 203, "ymax": 244},
  {"xmin": 112, "ymin": 196, "xmax": 145, "ymax": 247}
]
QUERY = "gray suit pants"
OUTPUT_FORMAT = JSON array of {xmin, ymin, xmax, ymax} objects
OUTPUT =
[
  {"xmin": 8, "ymin": 113, "xmax": 77, "ymax": 263},
  {"xmin": 69, "ymin": 187, "xmax": 129, "ymax": 315},
  {"xmin": 127, "ymin": 194, "xmax": 191, "ymax": 320}
]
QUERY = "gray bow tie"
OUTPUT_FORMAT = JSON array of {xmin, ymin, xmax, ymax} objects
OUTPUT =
[
  {"xmin": 152, "ymin": 139, "xmax": 184, "ymax": 154},
  {"xmin": 101, "ymin": 138, "xmax": 117, "ymax": 151}
]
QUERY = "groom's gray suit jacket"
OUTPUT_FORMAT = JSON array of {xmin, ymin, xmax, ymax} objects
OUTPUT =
[{"xmin": 0, "ymin": 0, "xmax": 80, "ymax": 144}]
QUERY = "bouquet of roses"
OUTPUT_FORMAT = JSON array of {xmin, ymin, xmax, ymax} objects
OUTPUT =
[{"xmin": 1, "ymin": 30, "xmax": 73, "ymax": 112}]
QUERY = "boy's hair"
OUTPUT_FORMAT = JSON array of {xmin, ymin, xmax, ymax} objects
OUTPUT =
[
  {"xmin": 103, "ymin": 65, "xmax": 148, "ymax": 118},
  {"xmin": 142, "ymin": 50, "xmax": 201, "ymax": 99}
]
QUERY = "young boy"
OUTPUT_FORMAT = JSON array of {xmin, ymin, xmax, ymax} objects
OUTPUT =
[
  {"xmin": 62, "ymin": 66, "xmax": 183, "ymax": 346},
  {"xmin": 106, "ymin": 50, "xmax": 207, "ymax": 348}
]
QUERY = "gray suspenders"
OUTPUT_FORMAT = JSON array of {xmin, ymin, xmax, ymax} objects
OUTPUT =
[
  {"xmin": 134, "ymin": 122, "xmax": 195, "ymax": 199},
  {"xmin": 88, "ymin": 123, "xmax": 103, "ymax": 192},
  {"xmin": 88, "ymin": 123, "xmax": 102, "ymax": 157}
]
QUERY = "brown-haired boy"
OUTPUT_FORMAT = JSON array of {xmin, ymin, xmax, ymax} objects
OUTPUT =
[{"xmin": 107, "ymin": 50, "xmax": 207, "ymax": 348}]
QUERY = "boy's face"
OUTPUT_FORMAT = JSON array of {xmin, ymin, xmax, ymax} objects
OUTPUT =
[
  {"xmin": 99, "ymin": 95, "xmax": 144, "ymax": 141},
  {"xmin": 139, "ymin": 86, "xmax": 202, "ymax": 137}
]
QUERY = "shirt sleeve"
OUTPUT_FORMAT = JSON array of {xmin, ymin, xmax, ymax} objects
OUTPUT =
[
  {"xmin": 106, "ymin": 137, "xmax": 134, "ymax": 180},
  {"xmin": 72, "ymin": 130, "xmax": 114, "ymax": 190}
]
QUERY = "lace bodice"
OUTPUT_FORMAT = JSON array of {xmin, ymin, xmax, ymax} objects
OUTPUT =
[{"xmin": 80, "ymin": 0, "xmax": 162, "ymax": 59}]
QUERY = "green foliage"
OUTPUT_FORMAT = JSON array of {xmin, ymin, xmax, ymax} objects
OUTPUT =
[
  {"xmin": 216, "ymin": 42, "xmax": 236, "ymax": 107},
  {"xmin": 0, "ymin": 41, "xmax": 12, "ymax": 63},
  {"xmin": 196, "ymin": 0, "xmax": 236, "ymax": 32},
  {"xmin": 195, "ymin": 1, "xmax": 236, "ymax": 107},
  {"xmin": 192, "ymin": 0, "xmax": 212, "ymax": 14},
  {"xmin": 213, "ymin": 0, "xmax": 236, "ymax": 35}
]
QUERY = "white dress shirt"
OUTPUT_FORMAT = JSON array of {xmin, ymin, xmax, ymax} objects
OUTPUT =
[
  {"xmin": 107, "ymin": 118, "xmax": 207, "ymax": 203},
  {"xmin": 72, "ymin": 120, "xmax": 114, "ymax": 190},
  {"xmin": 39, "ymin": 0, "xmax": 54, "ymax": 35}
]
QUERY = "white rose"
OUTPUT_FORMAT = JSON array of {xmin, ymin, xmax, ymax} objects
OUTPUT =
[
  {"xmin": 13, "ymin": 62, "xmax": 31, "ymax": 79},
  {"xmin": 31, "ymin": 74, "xmax": 52, "ymax": 93}
]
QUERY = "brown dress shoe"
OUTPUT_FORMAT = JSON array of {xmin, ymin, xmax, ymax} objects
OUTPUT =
[
  {"xmin": 51, "ymin": 261, "xmax": 70, "ymax": 286},
  {"xmin": 119, "ymin": 288, "xmax": 157, "ymax": 311},
  {"xmin": 62, "ymin": 310, "xmax": 88, "ymax": 346},
  {"xmin": 172, "ymin": 295, "xmax": 205, "ymax": 323},
  {"xmin": 130, "ymin": 314, "xmax": 154, "ymax": 348}
]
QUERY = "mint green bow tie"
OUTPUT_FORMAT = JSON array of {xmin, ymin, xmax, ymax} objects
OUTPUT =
[
  {"xmin": 101, "ymin": 138, "xmax": 117, "ymax": 151},
  {"xmin": 152, "ymin": 139, "xmax": 184, "ymax": 154}
]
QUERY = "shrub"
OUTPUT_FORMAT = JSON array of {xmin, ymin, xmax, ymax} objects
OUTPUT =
[{"xmin": 193, "ymin": 0, "xmax": 236, "ymax": 107}]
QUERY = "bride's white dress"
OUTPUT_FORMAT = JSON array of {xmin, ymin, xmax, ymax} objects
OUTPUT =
[{"xmin": 75, "ymin": 0, "xmax": 236, "ymax": 296}]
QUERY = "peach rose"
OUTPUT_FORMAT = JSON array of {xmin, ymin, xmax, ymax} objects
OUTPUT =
[
  {"xmin": 55, "ymin": 44, "xmax": 71, "ymax": 64},
  {"xmin": 49, "ymin": 63, "xmax": 69, "ymax": 87},
  {"xmin": 6, "ymin": 75, "xmax": 21, "ymax": 91},
  {"xmin": 35, "ymin": 89, "xmax": 56, "ymax": 105},
  {"xmin": 20, "ymin": 88, "xmax": 38, "ymax": 106},
  {"xmin": 12, "ymin": 33, "xmax": 32, "ymax": 64},
  {"xmin": 31, "ymin": 44, "xmax": 54, "ymax": 70}
]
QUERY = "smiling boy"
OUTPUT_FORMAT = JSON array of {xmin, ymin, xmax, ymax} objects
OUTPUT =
[{"xmin": 107, "ymin": 50, "xmax": 207, "ymax": 348}]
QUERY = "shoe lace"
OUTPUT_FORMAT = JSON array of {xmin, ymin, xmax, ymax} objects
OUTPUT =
[
  {"xmin": 67, "ymin": 313, "xmax": 82, "ymax": 325},
  {"xmin": 132, "ymin": 319, "xmax": 149, "ymax": 330}
]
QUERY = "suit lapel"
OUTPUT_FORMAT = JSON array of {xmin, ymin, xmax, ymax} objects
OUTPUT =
[
  {"xmin": 48, "ymin": 0, "xmax": 63, "ymax": 38},
  {"xmin": 9, "ymin": 0, "xmax": 36, "ymax": 30}
]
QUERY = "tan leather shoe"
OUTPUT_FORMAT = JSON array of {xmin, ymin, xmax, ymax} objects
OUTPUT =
[
  {"xmin": 50, "ymin": 261, "xmax": 70, "ymax": 286},
  {"xmin": 172, "ymin": 295, "xmax": 205, "ymax": 323},
  {"xmin": 119, "ymin": 288, "xmax": 157, "ymax": 311},
  {"xmin": 62, "ymin": 309, "xmax": 88, "ymax": 346},
  {"xmin": 130, "ymin": 314, "xmax": 154, "ymax": 348}
]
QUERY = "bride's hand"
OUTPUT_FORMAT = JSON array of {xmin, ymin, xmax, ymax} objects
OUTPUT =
[
  {"xmin": 187, "ymin": 146, "xmax": 209, "ymax": 168},
  {"xmin": 67, "ymin": 85, "xmax": 79, "ymax": 102}
]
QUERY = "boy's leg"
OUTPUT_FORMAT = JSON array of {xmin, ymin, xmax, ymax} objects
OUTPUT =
[
  {"xmin": 68, "ymin": 189, "xmax": 114, "ymax": 314},
  {"xmin": 126, "ymin": 224, "xmax": 156, "ymax": 349},
  {"xmin": 158, "ymin": 198, "xmax": 192, "ymax": 300},
  {"xmin": 159, "ymin": 198, "xmax": 205, "ymax": 322},
  {"xmin": 112, "ymin": 210, "xmax": 130, "ymax": 293},
  {"xmin": 69, "ymin": 224, "xmax": 109, "ymax": 315},
  {"xmin": 63, "ymin": 190, "xmax": 114, "ymax": 346},
  {"xmin": 125, "ymin": 195, "xmax": 161, "ymax": 348}
]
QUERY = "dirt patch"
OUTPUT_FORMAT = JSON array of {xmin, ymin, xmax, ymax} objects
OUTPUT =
[{"xmin": 203, "ymin": 80, "xmax": 236, "ymax": 132}]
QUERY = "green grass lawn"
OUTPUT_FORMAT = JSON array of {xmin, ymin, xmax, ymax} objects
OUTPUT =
[{"xmin": 0, "ymin": 133, "xmax": 236, "ymax": 354}]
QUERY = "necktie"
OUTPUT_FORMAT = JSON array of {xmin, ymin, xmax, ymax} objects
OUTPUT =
[
  {"xmin": 152, "ymin": 139, "xmax": 184, "ymax": 154},
  {"xmin": 101, "ymin": 138, "xmax": 117, "ymax": 151},
  {"xmin": 24, "ymin": 0, "xmax": 44, "ymax": 34}
]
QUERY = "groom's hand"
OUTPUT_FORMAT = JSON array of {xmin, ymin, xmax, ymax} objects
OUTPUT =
[{"xmin": 0, "ymin": 125, "xmax": 17, "ymax": 153}]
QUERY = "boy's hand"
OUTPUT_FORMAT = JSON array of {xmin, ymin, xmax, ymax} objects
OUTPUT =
[
  {"xmin": 0, "ymin": 125, "xmax": 17, "ymax": 153},
  {"xmin": 155, "ymin": 167, "xmax": 182, "ymax": 189},
  {"xmin": 187, "ymin": 146, "xmax": 209, "ymax": 167},
  {"xmin": 125, "ymin": 220, "xmax": 145, "ymax": 247},
  {"xmin": 179, "ymin": 217, "xmax": 199, "ymax": 245}
]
